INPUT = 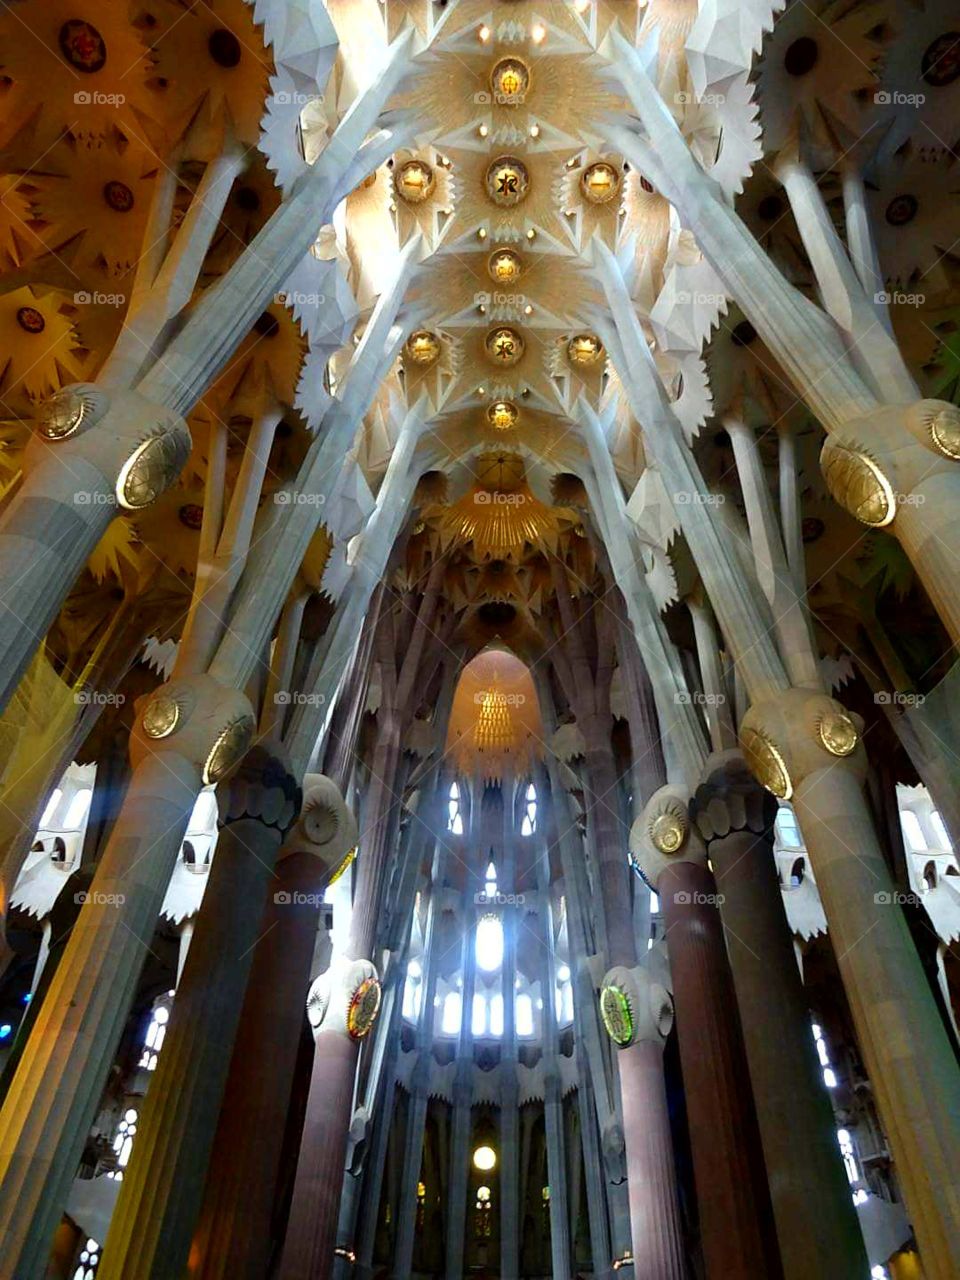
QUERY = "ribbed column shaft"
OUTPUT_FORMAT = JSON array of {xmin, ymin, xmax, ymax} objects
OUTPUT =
[
  {"xmin": 660, "ymin": 860, "xmax": 781, "ymax": 1280},
  {"xmin": 618, "ymin": 1041, "xmax": 688, "ymax": 1280},
  {"xmin": 710, "ymin": 827, "xmax": 867, "ymax": 1279},
  {"xmin": 192, "ymin": 850, "xmax": 329, "ymax": 1280},
  {"xmin": 101, "ymin": 814, "xmax": 287, "ymax": 1279},
  {"xmin": 0, "ymin": 750, "xmax": 198, "ymax": 1277},
  {"xmin": 278, "ymin": 1029, "xmax": 359, "ymax": 1280}
]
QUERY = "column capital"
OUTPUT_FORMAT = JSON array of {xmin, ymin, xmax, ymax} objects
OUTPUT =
[
  {"xmin": 279, "ymin": 773, "xmax": 358, "ymax": 879},
  {"xmin": 307, "ymin": 957, "xmax": 382, "ymax": 1043},
  {"xmin": 690, "ymin": 749, "xmax": 777, "ymax": 846},
  {"xmin": 739, "ymin": 689, "xmax": 866, "ymax": 801},
  {"xmin": 599, "ymin": 963, "xmax": 674, "ymax": 1051},
  {"xmin": 132, "ymin": 673, "xmax": 255, "ymax": 782},
  {"xmin": 216, "ymin": 742, "xmax": 301, "ymax": 836},
  {"xmin": 630, "ymin": 782, "xmax": 707, "ymax": 886}
]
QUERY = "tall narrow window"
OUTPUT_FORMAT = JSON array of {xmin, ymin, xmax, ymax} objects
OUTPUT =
[
  {"xmin": 476, "ymin": 915, "xmax": 504, "ymax": 972},
  {"xmin": 107, "ymin": 1109, "xmax": 138, "ymax": 1180},
  {"xmin": 39, "ymin": 788, "xmax": 62, "ymax": 829},
  {"xmin": 489, "ymin": 992, "xmax": 504, "ymax": 1037},
  {"xmin": 71, "ymin": 1238, "xmax": 100, "ymax": 1280},
  {"xmin": 441, "ymin": 990, "xmax": 462, "ymax": 1035},
  {"xmin": 899, "ymin": 809, "xmax": 926, "ymax": 853},
  {"xmin": 139, "ymin": 1002, "xmax": 169, "ymax": 1072},
  {"xmin": 448, "ymin": 781, "xmax": 464, "ymax": 835},
  {"xmin": 403, "ymin": 960, "xmax": 423, "ymax": 1019},
  {"xmin": 774, "ymin": 806, "xmax": 802, "ymax": 847},
  {"xmin": 516, "ymin": 992, "xmax": 534, "ymax": 1036},
  {"xmin": 484, "ymin": 860, "xmax": 497, "ymax": 902},
  {"xmin": 521, "ymin": 782, "xmax": 537, "ymax": 836},
  {"xmin": 472, "ymin": 991, "xmax": 487, "ymax": 1036},
  {"xmin": 63, "ymin": 788, "xmax": 92, "ymax": 831}
]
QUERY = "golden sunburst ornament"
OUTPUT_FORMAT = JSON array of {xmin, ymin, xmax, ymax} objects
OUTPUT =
[
  {"xmin": 581, "ymin": 162, "xmax": 621, "ymax": 205},
  {"xmin": 486, "ymin": 327, "xmax": 524, "ymax": 366},
  {"xmin": 487, "ymin": 401, "xmax": 519, "ymax": 430},
  {"xmin": 567, "ymin": 334, "xmax": 604, "ymax": 367},
  {"xmin": 488, "ymin": 248, "xmax": 523, "ymax": 284},
  {"xmin": 485, "ymin": 157, "xmax": 529, "ymax": 207},
  {"xmin": 395, "ymin": 159, "xmax": 436, "ymax": 205},
  {"xmin": 405, "ymin": 330, "xmax": 442, "ymax": 366},
  {"xmin": 490, "ymin": 57, "xmax": 530, "ymax": 105}
]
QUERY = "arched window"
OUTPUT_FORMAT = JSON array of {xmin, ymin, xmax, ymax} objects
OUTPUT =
[
  {"xmin": 930, "ymin": 810, "xmax": 951, "ymax": 850},
  {"xmin": 472, "ymin": 991, "xmax": 486, "ymax": 1036},
  {"xmin": 521, "ymin": 782, "xmax": 537, "ymax": 836},
  {"xmin": 923, "ymin": 861, "xmax": 938, "ymax": 891},
  {"xmin": 489, "ymin": 992, "xmax": 504, "ymax": 1037},
  {"xmin": 475, "ymin": 915, "xmax": 504, "ymax": 972},
  {"xmin": 484, "ymin": 860, "xmax": 498, "ymax": 903},
  {"xmin": 790, "ymin": 858, "xmax": 805, "ymax": 887},
  {"xmin": 39, "ymin": 788, "xmax": 62, "ymax": 829},
  {"xmin": 441, "ymin": 990, "xmax": 462, "ymax": 1036},
  {"xmin": 71, "ymin": 1238, "xmax": 100, "ymax": 1280},
  {"xmin": 63, "ymin": 788, "xmax": 92, "ymax": 831},
  {"xmin": 138, "ymin": 1003, "xmax": 169, "ymax": 1072},
  {"xmin": 108, "ymin": 1109, "xmax": 138, "ymax": 1180},
  {"xmin": 447, "ymin": 781, "xmax": 464, "ymax": 835},
  {"xmin": 900, "ymin": 809, "xmax": 926, "ymax": 853},
  {"xmin": 813, "ymin": 1022, "xmax": 837, "ymax": 1089},
  {"xmin": 516, "ymin": 992, "xmax": 534, "ymax": 1036},
  {"xmin": 837, "ymin": 1128, "xmax": 859, "ymax": 1184},
  {"xmin": 403, "ymin": 959, "xmax": 423, "ymax": 1019},
  {"xmin": 556, "ymin": 965, "xmax": 574, "ymax": 1025},
  {"xmin": 775, "ymin": 806, "xmax": 801, "ymax": 848}
]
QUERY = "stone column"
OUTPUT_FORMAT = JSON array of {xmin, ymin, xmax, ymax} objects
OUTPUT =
[
  {"xmin": 0, "ymin": 674, "xmax": 253, "ymax": 1277},
  {"xmin": 538, "ymin": 892, "xmax": 572, "ymax": 1280},
  {"xmin": 187, "ymin": 775, "xmax": 357, "ymax": 1280},
  {"xmin": 446, "ymin": 899, "xmax": 478, "ymax": 1280},
  {"xmin": 691, "ymin": 751, "xmax": 867, "ymax": 1280},
  {"xmin": 500, "ymin": 812, "xmax": 520, "ymax": 1280},
  {"xmin": 632, "ymin": 786, "xmax": 781, "ymax": 1280},
  {"xmin": 741, "ymin": 691, "xmax": 960, "ymax": 1279},
  {"xmin": 100, "ymin": 747, "xmax": 302, "ymax": 1280}
]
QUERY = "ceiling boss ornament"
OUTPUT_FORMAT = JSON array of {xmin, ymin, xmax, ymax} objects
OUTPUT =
[
  {"xmin": 487, "ymin": 248, "xmax": 523, "ymax": 284},
  {"xmin": 487, "ymin": 401, "xmax": 519, "ymax": 430},
  {"xmin": 567, "ymin": 333, "xmax": 604, "ymax": 367},
  {"xmin": 485, "ymin": 156, "xmax": 529, "ymax": 207},
  {"xmin": 580, "ymin": 161, "xmax": 621, "ymax": 205},
  {"xmin": 405, "ymin": 330, "xmax": 442, "ymax": 366},
  {"xmin": 490, "ymin": 57, "xmax": 530, "ymax": 105},
  {"xmin": 394, "ymin": 158, "xmax": 436, "ymax": 205},
  {"xmin": 485, "ymin": 327, "xmax": 524, "ymax": 366}
]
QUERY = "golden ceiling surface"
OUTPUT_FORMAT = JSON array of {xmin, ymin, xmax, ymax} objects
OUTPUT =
[{"xmin": 446, "ymin": 649, "xmax": 542, "ymax": 782}]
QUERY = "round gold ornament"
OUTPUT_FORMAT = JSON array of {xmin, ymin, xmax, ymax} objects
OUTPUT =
[
  {"xmin": 347, "ymin": 976, "xmax": 382, "ymax": 1040},
  {"xmin": 485, "ymin": 156, "xmax": 529, "ymax": 207},
  {"xmin": 142, "ymin": 696, "xmax": 181, "ymax": 740},
  {"xmin": 567, "ymin": 334, "xmax": 604, "ymax": 367},
  {"xmin": 741, "ymin": 726, "xmax": 792, "ymax": 800},
  {"xmin": 580, "ymin": 162, "xmax": 621, "ymax": 205},
  {"xmin": 405, "ymin": 330, "xmax": 442, "ymax": 366},
  {"xmin": 487, "ymin": 401, "xmax": 519, "ymax": 430},
  {"xmin": 394, "ymin": 159, "xmax": 436, "ymax": 205},
  {"xmin": 650, "ymin": 811, "xmax": 686, "ymax": 855},
  {"xmin": 487, "ymin": 248, "xmax": 523, "ymax": 284},
  {"xmin": 490, "ymin": 57, "xmax": 530, "ymax": 104},
  {"xmin": 485, "ymin": 327, "xmax": 524, "ymax": 366},
  {"xmin": 816, "ymin": 710, "xmax": 858, "ymax": 757},
  {"xmin": 600, "ymin": 984, "xmax": 634, "ymax": 1047}
]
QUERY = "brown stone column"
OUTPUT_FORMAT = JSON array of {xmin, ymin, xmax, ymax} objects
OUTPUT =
[
  {"xmin": 691, "ymin": 753, "xmax": 867, "ymax": 1280},
  {"xmin": 659, "ymin": 858, "xmax": 780, "ymax": 1279},
  {"xmin": 634, "ymin": 785, "xmax": 780, "ymax": 1280},
  {"xmin": 617, "ymin": 1030, "xmax": 688, "ymax": 1279},
  {"xmin": 279, "ymin": 1029, "xmax": 359, "ymax": 1280},
  {"xmin": 100, "ymin": 748, "xmax": 301, "ymax": 1280},
  {"xmin": 192, "ymin": 775, "xmax": 357, "ymax": 1280}
]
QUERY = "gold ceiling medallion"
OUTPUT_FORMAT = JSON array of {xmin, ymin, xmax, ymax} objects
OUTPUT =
[
  {"xmin": 567, "ymin": 333, "xmax": 604, "ymax": 367},
  {"xmin": 405, "ymin": 330, "xmax": 442, "ymax": 366},
  {"xmin": 485, "ymin": 156, "xmax": 529, "ymax": 207},
  {"xmin": 485, "ymin": 327, "xmax": 524, "ymax": 366},
  {"xmin": 580, "ymin": 161, "xmax": 621, "ymax": 205},
  {"xmin": 394, "ymin": 159, "xmax": 436, "ymax": 205},
  {"xmin": 347, "ymin": 976, "xmax": 382, "ymax": 1040},
  {"xmin": 490, "ymin": 57, "xmax": 530, "ymax": 105},
  {"xmin": 820, "ymin": 439, "xmax": 896, "ymax": 527},
  {"xmin": 816, "ymin": 710, "xmax": 858, "ymax": 758},
  {"xmin": 487, "ymin": 401, "xmax": 519, "ymax": 430},
  {"xmin": 487, "ymin": 248, "xmax": 523, "ymax": 284}
]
